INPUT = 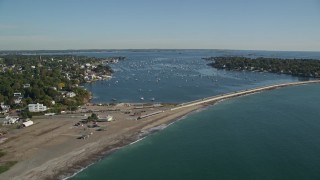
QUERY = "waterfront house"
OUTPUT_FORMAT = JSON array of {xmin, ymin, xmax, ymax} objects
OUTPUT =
[
  {"xmin": 59, "ymin": 91, "xmax": 76, "ymax": 98},
  {"xmin": 66, "ymin": 92, "xmax": 76, "ymax": 98},
  {"xmin": 84, "ymin": 74, "xmax": 96, "ymax": 81},
  {"xmin": 88, "ymin": 74, "xmax": 96, "ymax": 80},
  {"xmin": 111, "ymin": 59, "xmax": 119, "ymax": 63}
]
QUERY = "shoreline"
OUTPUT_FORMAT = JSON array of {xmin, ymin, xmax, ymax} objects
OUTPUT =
[
  {"xmin": 59, "ymin": 106, "xmax": 202, "ymax": 180},
  {"xmin": 60, "ymin": 80, "xmax": 320, "ymax": 180},
  {"xmin": 60, "ymin": 107, "xmax": 202, "ymax": 180},
  {"xmin": 171, "ymin": 80, "xmax": 320, "ymax": 110},
  {"xmin": 1, "ymin": 80, "xmax": 320, "ymax": 180}
]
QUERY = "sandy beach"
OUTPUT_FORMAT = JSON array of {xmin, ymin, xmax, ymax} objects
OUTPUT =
[{"xmin": 0, "ymin": 80, "xmax": 319, "ymax": 180}]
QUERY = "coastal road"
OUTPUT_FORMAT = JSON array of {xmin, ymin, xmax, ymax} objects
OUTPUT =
[{"xmin": 171, "ymin": 80, "xmax": 320, "ymax": 111}]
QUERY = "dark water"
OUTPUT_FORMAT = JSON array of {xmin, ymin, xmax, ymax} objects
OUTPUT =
[
  {"xmin": 71, "ymin": 84, "xmax": 320, "ymax": 180},
  {"xmin": 82, "ymin": 50, "xmax": 318, "ymax": 103}
]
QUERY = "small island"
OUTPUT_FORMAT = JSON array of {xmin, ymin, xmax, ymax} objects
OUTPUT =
[{"xmin": 204, "ymin": 56, "xmax": 320, "ymax": 78}]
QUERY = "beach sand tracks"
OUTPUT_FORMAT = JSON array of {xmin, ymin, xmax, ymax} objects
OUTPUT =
[{"xmin": 35, "ymin": 125, "xmax": 65, "ymax": 137}]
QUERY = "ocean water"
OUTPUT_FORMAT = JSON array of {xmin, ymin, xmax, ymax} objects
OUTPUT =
[
  {"xmin": 82, "ymin": 50, "xmax": 318, "ymax": 103},
  {"xmin": 68, "ymin": 50, "xmax": 320, "ymax": 179},
  {"xmin": 71, "ymin": 84, "xmax": 320, "ymax": 180}
]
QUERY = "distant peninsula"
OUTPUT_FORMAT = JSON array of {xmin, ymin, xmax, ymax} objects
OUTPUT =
[
  {"xmin": 0, "ymin": 55, "xmax": 125, "ymax": 114},
  {"xmin": 204, "ymin": 56, "xmax": 320, "ymax": 78}
]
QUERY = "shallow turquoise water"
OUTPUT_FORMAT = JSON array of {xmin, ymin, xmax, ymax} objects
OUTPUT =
[{"xmin": 71, "ymin": 84, "xmax": 320, "ymax": 180}]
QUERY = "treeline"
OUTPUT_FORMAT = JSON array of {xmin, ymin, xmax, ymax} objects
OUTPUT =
[{"xmin": 204, "ymin": 56, "xmax": 320, "ymax": 78}]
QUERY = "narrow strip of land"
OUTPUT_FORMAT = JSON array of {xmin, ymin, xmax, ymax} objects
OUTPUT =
[{"xmin": 171, "ymin": 80, "xmax": 320, "ymax": 111}]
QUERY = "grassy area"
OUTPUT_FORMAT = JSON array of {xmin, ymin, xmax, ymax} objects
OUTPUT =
[
  {"xmin": 0, "ymin": 161, "xmax": 17, "ymax": 174},
  {"xmin": 0, "ymin": 150, "xmax": 17, "ymax": 174}
]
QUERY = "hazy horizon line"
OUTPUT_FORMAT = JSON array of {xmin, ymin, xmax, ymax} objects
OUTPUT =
[{"xmin": 1, "ymin": 48, "xmax": 319, "ymax": 53}]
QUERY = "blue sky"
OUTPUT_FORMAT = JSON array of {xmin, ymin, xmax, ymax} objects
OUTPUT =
[{"xmin": 0, "ymin": 0, "xmax": 319, "ymax": 51}]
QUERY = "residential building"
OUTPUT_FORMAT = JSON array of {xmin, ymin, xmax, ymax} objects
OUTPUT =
[
  {"xmin": 13, "ymin": 96, "xmax": 23, "ymax": 104},
  {"xmin": 1, "ymin": 115, "xmax": 19, "ymax": 125},
  {"xmin": 28, "ymin": 103, "xmax": 47, "ymax": 112},
  {"xmin": 23, "ymin": 84, "xmax": 31, "ymax": 88},
  {"xmin": 0, "ymin": 103, "xmax": 10, "ymax": 113},
  {"xmin": 66, "ymin": 92, "xmax": 76, "ymax": 98},
  {"xmin": 13, "ymin": 92, "xmax": 22, "ymax": 96}
]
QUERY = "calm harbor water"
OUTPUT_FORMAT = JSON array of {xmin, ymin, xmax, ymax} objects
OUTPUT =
[
  {"xmin": 82, "ymin": 50, "xmax": 316, "ymax": 103},
  {"xmin": 69, "ymin": 50, "xmax": 320, "ymax": 179},
  {"xmin": 71, "ymin": 84, "xmax": 320, "ymax": 180}
]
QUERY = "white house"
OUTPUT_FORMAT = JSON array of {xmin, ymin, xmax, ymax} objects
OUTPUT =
[
  {"xmin": 1, "ymin": 116, "xmax": 19, "ymax": 125},
  {"xmin": 7, "ymin": 116, "xmax": 19, "ymax": 124},
  {"xmin": 13, "ymin": 92, "xmax": 22, "ymax": 96},
  {"xmin": 66, "ymin": 92, "xmax": 76, "ymax": 98},
  {"xmin": 23, "ymin": 84, "xmax": 31, "ymax": 88},
  {"xmin": 112, "ymin": 59, "xmax": 119, "ymax": 63},
  {"xmin": 13, "ymin": 96, "xmax": 23, "ymax": 104},
  {"xmin": 28, "ymin": 103, "xmax": 47, "ymax": 112},
  {"xmin": 0, "ymin": 103, "xmax": 10, "ymax": 113}
]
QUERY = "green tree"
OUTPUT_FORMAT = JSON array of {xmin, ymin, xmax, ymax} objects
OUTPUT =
[
  {"xmin": 20, "ymin": 109, "xmax": 32, "ymax": 119},
  {"xmin": 87, "ymin": 113, "xmax": 98, "ymax": 121}
]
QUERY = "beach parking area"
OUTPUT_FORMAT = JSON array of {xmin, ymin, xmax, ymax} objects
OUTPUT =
[{"xmin": 0, "ymin": 103, "xmax": 201, "ymax": 180}]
